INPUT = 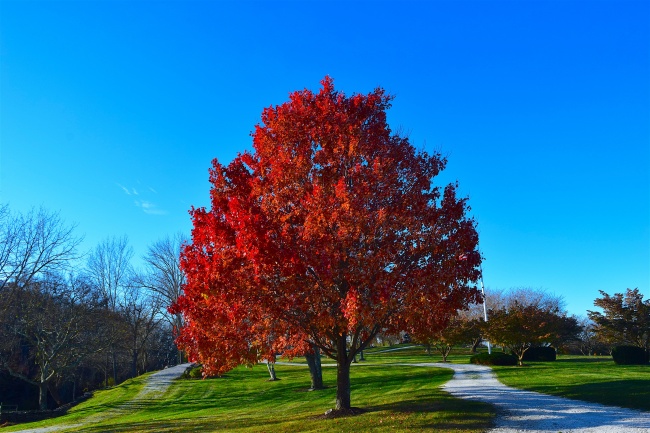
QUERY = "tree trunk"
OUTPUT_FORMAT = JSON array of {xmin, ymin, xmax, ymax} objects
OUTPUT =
[
  {"xmin": 266, "ymin": 362, "xmax": 277, "ymax": 381},
  {"xmin": 132, "ymin": 348, "xmax": 138, "ymax": 378},
  {"xmin": 516, "ymin": 348, "xmax": 525, "ymax": 366},
  {"xmin": 104, "ymin": 353, "xmax": 109, "ymax": 387},
  {"xmin": 112, "ymin": 348, "xmax": 118, "ymax": 385},
  {"xmin": 305, "ymin": 346, "xmax": 323, "ymax": 390},
  {"xmin": 335, "ymin": 336, "xmax": 351, "ymax": 410},
  {"xmin": 38, "ymin": 381, "xmax": 48, "ymax": 410}
]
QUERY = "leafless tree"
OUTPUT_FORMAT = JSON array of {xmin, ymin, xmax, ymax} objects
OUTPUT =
[
  {"xmin": 503, "ymin": 287, "xmax": 565, "ymax": 312},
  {"xmin": 86, "ymin": 235, "xmax": 133, "ymax": 311},
  {"xmin": 0, "ymin": 272, "xmax": 105, "ymax": 409},
  {"xmin": 120, "ymin": 284, "xmax": 163, "ymax": 378},
  {"xmin": 85, "ymin": 235, "xmax": 133, "ymax": 384},
  {"xmin": 135, "ymin": 233, "xmax": 187, "ymax": 363},
  {"xmin": 0, "ymin": 205, "xmax": 82, "ymax": 293},
  {"xmin": 568, "ymin": 316, "xmax": 608, "ymax": 356}
]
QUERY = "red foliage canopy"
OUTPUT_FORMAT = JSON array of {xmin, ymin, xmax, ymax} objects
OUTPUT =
[{"xmin": 172, "ymin": 77, "xmax": 482, "ymax": 409}]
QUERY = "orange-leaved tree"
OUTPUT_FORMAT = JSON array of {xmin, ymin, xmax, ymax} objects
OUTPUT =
[{"xmin": 172, "ymin": 77, "xmax": 482, "ymax": 412}]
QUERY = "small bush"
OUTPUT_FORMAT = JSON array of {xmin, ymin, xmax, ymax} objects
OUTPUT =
[
  {"xmin": 522, "ymin": 346, "xmax": 557, "ymax": 362},
  {"xmin": 470, "ymin": 352, "xmax": 517, "ymax": 366},
  {"xmin": 182, "ymin": 365, "xmax": 204, "ymax": 379},
  {"xmin": 612, "ymin": 345, "xmax": 649, "ymax": 365}
]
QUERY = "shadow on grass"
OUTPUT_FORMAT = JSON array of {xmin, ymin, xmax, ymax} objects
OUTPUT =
[
  {"xmin": 364, "ymin": 396, "xmax": 495, "ymax": 431},
  {"xmin": 554, "ymin": 357, "xmax": 612, "ymax": 363},
  {"xmin": 69, "ymin": 396, "xmax": 495, "ymax": 433},
  {"xmin": 563, "ymin": 379, "xmax": 650, "ymax": 412}
]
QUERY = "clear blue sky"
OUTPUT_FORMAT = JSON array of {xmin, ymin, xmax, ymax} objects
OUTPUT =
[{"xmin": 1, "ymin": 0, "xmax": 648, "ymax": 317}]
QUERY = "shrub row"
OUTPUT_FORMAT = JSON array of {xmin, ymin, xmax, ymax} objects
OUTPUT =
[
  {"xmin": 469, "ymin": 352, "xmax": 517, "ymax": 366},
  {"xmin": 522, "ymin": 346, "xmax": 557, "ymax": 362},
  {"xmin": 612, "ymin": 346, "xmax": 649, "ymax": 365}
]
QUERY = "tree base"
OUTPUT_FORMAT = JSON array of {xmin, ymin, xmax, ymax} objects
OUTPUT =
[{"xmin": 318, "ymin": 407, "xmax": 367, "ymax": 419}]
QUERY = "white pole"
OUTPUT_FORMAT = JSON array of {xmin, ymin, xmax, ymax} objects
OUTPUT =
[{"xmin": 479, "ymin": 265, "xmax": 491, "ymax": 354}]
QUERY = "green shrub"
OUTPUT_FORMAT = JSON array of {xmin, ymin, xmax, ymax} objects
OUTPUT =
[
  {"xmin": 470, "ymin": 352, "xmax": 517, "ymax": 366},
  {"xmin": 612, "ymin": 346, "xmax": 649, "ymax": 365},
  {"xmin": 182, "ymin": 365, "xmax": 204, "ymax": 379},
  {"xmin": 522, "ymin": 346, "xmax": 557, "ymax": 362}
]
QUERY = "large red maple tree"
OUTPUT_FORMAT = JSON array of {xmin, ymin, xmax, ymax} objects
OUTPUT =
[{"xmin": 172, "ymin": 77, "xmax": 482, "ymax": 412}]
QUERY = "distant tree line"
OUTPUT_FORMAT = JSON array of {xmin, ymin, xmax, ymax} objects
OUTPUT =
[
  {"xmin": 410, "ymin": 286, "xmax": 649, "ymax": 365},
  {"xmin": 0, "ymin": 204, "xmax": 186, "ymax": 410},
  {"xmin": 410, "ymin": 287, "xmax": 581, "ymax": 365}
]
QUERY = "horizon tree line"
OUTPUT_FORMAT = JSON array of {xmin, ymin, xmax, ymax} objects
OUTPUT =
[{"xmin": 0, "ymin": 203, "xmax": 186, "ymax": 410}]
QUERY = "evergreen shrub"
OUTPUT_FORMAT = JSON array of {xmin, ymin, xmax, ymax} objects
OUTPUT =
[
  {"xmin": 470, "ymin": 352, "xmax": 517, "ymax": 366},
  {"xmin": 611, "ymin": 345, "xmax": 649, "ymax": 365},
  {"xmin": 182, "ymin": 365, "xmax": 204, "ymax": 379},
  {"xmin": 522, "ymin": 346, "xmax": 557, "ymax": 361}
]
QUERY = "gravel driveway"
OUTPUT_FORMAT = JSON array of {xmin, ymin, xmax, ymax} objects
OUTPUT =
[{"xmin": 421, "ymin": 362, "xmax": 650, "ymax": 433}]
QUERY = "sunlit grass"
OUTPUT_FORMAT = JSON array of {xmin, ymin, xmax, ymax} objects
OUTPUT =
[
  {"xmin": 2, "ymin": 351, "xmax": 494, "ymax": 432},
  {"xmin": 491, "ymin": 355, "xmax": 650, "ymax": 411},
  {"xmin": 6, "ymin": 346, "xmax": 647, "ymax": 432}
]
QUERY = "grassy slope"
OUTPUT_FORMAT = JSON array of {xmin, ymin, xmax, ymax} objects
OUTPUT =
[
  {"xmin": 2, "ymin": 347, "xmax": 494, "ymax": 433},
  {"xmin": 4, "ymin": 347, "xmax": 649, "ymax": 432}
]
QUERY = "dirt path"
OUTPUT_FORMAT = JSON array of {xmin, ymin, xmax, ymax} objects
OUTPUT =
[
  {"xmin": 8, "ymin": 363, "xmax": 193, "ymax": 433},
  {"xmin": 419, "ymin": 362, "xmax": 650, "ymax": 433}
]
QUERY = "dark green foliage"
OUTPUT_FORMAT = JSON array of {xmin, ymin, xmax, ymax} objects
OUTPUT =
[
  {"xmin": 522, "ymin": 346, "xmax": 557, "ymax": 362},
  {"xmin": 611, "ymin": 345, "xmax": 649, "ymax": 365},
  {"xmin": 181, "ymin": 365, "xmax": 204, "ymax": 379},
  {"xmin": 470, "ymin": 352, "xmax": 517, "ymax": 366}
]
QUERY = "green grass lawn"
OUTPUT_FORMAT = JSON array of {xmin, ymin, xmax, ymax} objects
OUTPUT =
[
  {"xmin": 364, "ymin": 346, "xmax": 650, "ymax": 413},
  {"xmin": 490, "ymin": 355, "xmax": 650, "ymax": 412},
  {"xmin": 1, "ymin": 352, "xmax": 494, "ymax": 433},
  {"xmin": 4, "ymin": 346, "xmax": 649, "ymax": 432}
]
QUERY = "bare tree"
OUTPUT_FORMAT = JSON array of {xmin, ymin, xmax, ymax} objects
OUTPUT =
[
  {"xmin": 120, "ymin": 284, "xmax": 163, "ymax": 378},
  {"xmin": 136, "ymin": 233, "xmax": 187, "ymax": 363},
  {"xmin": 503, "ymin": 287, "xmax": 565, "ymax": 312},
  {"xmin": 0, "ymin": 206, "xmax": 82, "ymax": 293},
  {"xmin": 0, "ymin": 273, "xmax": 104, "ymax": 409},
  {"xmin": 570, "ymin": 317, "xmax": 608, "ymax": 356},
  {"xmin": 86, "ymin": 235, "xmax": 133, "ymax": 311},
  {"xmin": 86, "ymin": 235, "xmax": 133, "ymax": 384}
]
